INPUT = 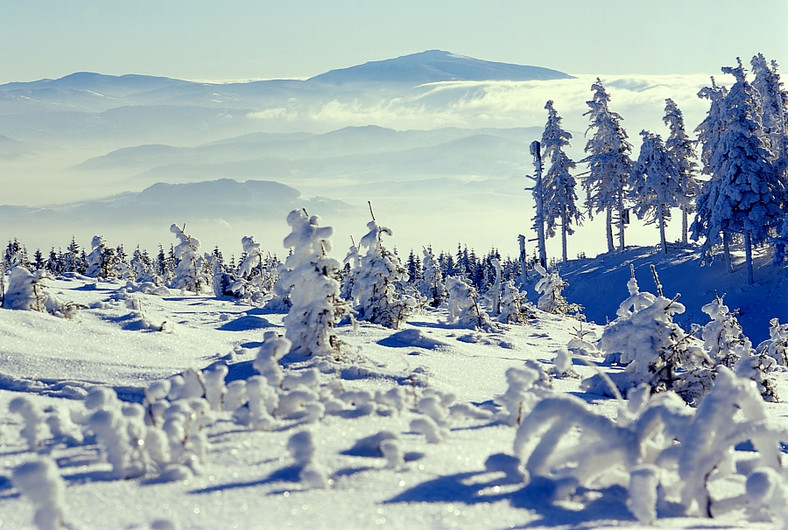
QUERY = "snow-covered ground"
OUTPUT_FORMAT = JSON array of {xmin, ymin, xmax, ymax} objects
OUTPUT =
[{"xmin": 2, "ymin": 246, "xmax": 788, "ymax": 529}]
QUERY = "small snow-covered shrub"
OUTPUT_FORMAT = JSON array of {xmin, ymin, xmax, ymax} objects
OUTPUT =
[
  {"xmin": 12, "ymin": 458, "xmax": 67, "ymax": 530},
  {"xmin": 445, "ymin": 276, "xmax": 497, "ymax": 331},
  {"xmin": 418, "ymin": 246, "xmax": 446, "ymax": 308},
  {"xmin": 701, "ymin": 294, "xmax": 746, "ymax": 368},
  {"xmin": 757, "ymin": 318, "xmax": 788, "ymax": 366},
  {"xmin": 533, "ymin": 263, "xmax": 582, "ymax": 317},
  {"xmin": 9, "ymin": 396, "xmax": 49, "ymax": 450},
  {"xmin": 496, "ymin": 363, "xmax": 552, "ymax": 426},
  {"xmin": 513, "ymin": 367, "xmax": 788, "ymax": 522},
  {"xmin": 3, "ymin": 266, "xmax": 78, "ymax": 317},
  {"xmin": 595, "ymin": 270, "xmax": 712, "ymax": 402},
  {"xmin": 498, "ymin": 279, "xmax": 531, "ymax": 324},
  {"xmin": 169, "ymin": 224, "xmax": 211, "ymax": 294},
  {"xmin": 287, "ymin": 430, "xmax": 329, "ymax": 488}
]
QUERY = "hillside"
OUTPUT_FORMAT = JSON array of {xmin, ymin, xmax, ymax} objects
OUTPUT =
[{"xmin": 1, "ymin": 246, "xmax": 787, "ymax": 528}]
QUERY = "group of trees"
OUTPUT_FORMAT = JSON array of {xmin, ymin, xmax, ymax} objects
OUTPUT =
[{"xmin": 532, "ymin": 53, "xmax": 787, "ymax": 284}]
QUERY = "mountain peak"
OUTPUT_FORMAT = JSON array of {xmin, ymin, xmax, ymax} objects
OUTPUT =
[{"xmin": 308, "ymin": 50, "xmax": 573, "ymax": 86}]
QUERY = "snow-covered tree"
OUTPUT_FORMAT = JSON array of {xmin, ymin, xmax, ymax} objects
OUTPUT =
[
  {"xmin": 628, "ymin": 130, "xmax": 683, "ymax": 253},
  {"xmin": 85, "ymin": 235, "xmax": 108, "ymax": 278},
  {"xmin": 445, "ymin": 276, "xmax": 496, "ymax": 331},
  {"xmin": 169, "ymin": 224, "xmax": 211, "ymax": 293},
  {"xmin": 663, "ymin": 98, "xmax": 700, "ymax": 244},
  {"xmin": 700, "ymin": 294, "xmax": 746, "ymax": 368},
  {"xmin": 3, "ymin": 266, "xmax": 75, "ymax": 317},
  {"xmin": 277, "ymin": 209, "xmax": 350, "ymax": 358},
  {"xmin": 499, "ymin": 280, "xmax": 530, "ymax": 324},
  {"xmin": 581, "ymin": 78, "xmax": 634, "ymax": 252},
  {"xmin": 598, "ymin": 268, "xmax": 712, "ymax": 401},
  {"xmin": 533, "ymin": 263, "xmax": 580, "ymax": 316},
  {"xmin": 757, "ymin": 318, "xmax": 788, "ymax": 366},
  {"xmin": 349, "ymin": 212, "xmax": 416, "ymax": 329},
  {"xmin": 691, "ymin": 60, "xmax": 785, "ymax": 283},
  {"xmin": 750, "ymin": 53, "xmax": 787, "ymax": 166},
  {"xmin": 541, "ymin": 100, "xmax": 582, "ymax": 262},
  {"xmin": 419, "ymin": 246, "xmax": 446, "ymax": 308},
  {"xmin": 231, "ymin": 236, "xmax": 276, "ymax": 305}
]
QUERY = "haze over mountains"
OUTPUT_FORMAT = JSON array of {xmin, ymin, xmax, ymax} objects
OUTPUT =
[{"xmin": 0, "ymin": 50, "xmax": 715, "ymax": 257}]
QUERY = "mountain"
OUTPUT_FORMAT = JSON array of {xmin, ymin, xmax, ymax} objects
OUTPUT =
[{"xmin": 308, "ymin": 50, "xmax": 574, "ymax": 85}]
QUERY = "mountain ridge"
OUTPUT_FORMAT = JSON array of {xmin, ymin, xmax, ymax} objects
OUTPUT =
[{"xmin": 0, "ymin": 50, "xmax": 573, "ymax": 93}]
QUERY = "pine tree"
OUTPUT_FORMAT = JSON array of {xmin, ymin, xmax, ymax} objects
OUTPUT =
[
  {"xmin": 663, "ymin": 98, "xmax": 700, "ymax": 244},
  {"xmin": 350, "ymin": 213, "xmax": 415, "ymax": 330},
  {"xmin": 628, "ymin": 130, "xmax": 682, "ymax": 253},
  {"xmin": 169, "ymin": 224, "xmax": 210, "ymax": 293},
  {"xmin": 277, "ymin": 210, "xmax": 349, "ymax": 358},
  {"xmin": 581, "ymin": 78, "xmax": 633, "ymax": 252},
  {"xmin": 691, "ymin": 59, "xmax": 785, "ymax": 284},
  {"xmin": 419, "ymin": 246, "xmax": 446, "ymax": 308},
  {"xmin": 541, "ymin": 100, "xmax": 582, "ymax": 262},
  {"xmin": 750, "ymin": 53, "xmax": 787, "ymax": 166}
]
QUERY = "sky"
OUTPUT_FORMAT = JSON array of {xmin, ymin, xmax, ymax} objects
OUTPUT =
[{"xmin": 1, "ymin": 0, "xmax": 786, "ymax": 84}]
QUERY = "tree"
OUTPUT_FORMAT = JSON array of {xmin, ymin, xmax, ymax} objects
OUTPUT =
[
  {"xmin": 628, "ymin": 130, "xmax": 682, "ymax": 253},
  {"xmin": 581, "ymin": 78, "xmax": 633, "ymax": 252},
  {"xmin": 419, "ymin": 246, "xmax": 446, "ymax": 308},
  {"xmin": 663, "ymin": 98, "xmax": 700, "ymax": 244},
  {"xmin": 169, "ymin": 224, "xmax": 211, "ymax": 293},
  {"xmin": 277, "ymin": 209, "xmax": 349, "ymax": 358},
  {"xmin": 750, "ymin": 54, "xmax": 787, "ymax": 167},
  {"xmin": 691, "ymin": 59, "xmax": 785, "ymax": 284},
  {"xmin": 541, "ymin": 100, "xmax": 582, "ymax": 262},
  {"xmin": 350, "ymin": 211, "xmax": 416, "ymax": 329},
  {"xmin": 527, "ymin": 141, "xmax": 548, "ymax": 268}
]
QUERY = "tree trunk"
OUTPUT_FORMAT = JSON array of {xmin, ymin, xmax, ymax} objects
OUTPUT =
[
  {"xmin": 605, "ymin": 207, "xmax": 614, "ymax": 252},
  {"xmin": 617, "ymin": 206, "xmax": 625, "ymax": 251},
  {"xmin": 723, "ymin": 232, "xmax": 734, "ymax": 273},
  {"xmin": 744, "ymin": 230, "xmax": 754, "ymax": 285},
  {"xmin": 681, "ymin": 206, "xmax": 689, "ymax": 245},
  {"xmin": 561, "ymin": 215, "xmax": 568, "ymax": 263},
  {"xmin": 658, "ymin": 204, "xmax": 668, "ymax": 254}
]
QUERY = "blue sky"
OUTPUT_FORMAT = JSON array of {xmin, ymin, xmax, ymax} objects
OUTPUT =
[{"xmin": 1, "ymin": 0, "xmax": 786, "ymax": 83}]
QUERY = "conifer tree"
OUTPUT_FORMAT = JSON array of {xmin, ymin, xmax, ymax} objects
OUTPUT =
[
  {"xmin": 629, "ymin": 130, "xmax": 682, "ymax": 253},
  {"xmin": 691, "ymin": 59, "xmax": 785, "ymax": 284},
  {"xmin": 277, "ymin": 210, "xmax": 349, "ymax": 358},
  {"xmin": 581, "ymin": 78, "xmax": 633, "ymax": 252},
  {"xmin": 541, "ymin": 100, "xmax": 582, "ymax": 262},
  {"xmin": 350, "ymin": 210, "xmax": 415, "ymax": 330},
  {"xmin": 663, "ymin": 98, "xmax": 700, "ymax": 244}
]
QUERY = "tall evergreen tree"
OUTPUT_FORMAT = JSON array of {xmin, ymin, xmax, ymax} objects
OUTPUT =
[
  {"xmin": 691, "ymin": 59, "xmax": 785, "ymax": 284},
  {"xmin": 750, "ymin": 53, "xmax": 787, "ymax": 167},
  {"xmin": 663, "ymin": 98, "xmax": 700, "ymax": 244},
  {"xmin": 581, "ymin": 78, "xmax": 633, "ymax": 252},
  {"xmin": 541, "ymin": 100, "xmax": 582, "ymax": 262},
  {"xmin": 629, "ymin": 130, "xmax": 682, "ymax": 254}
]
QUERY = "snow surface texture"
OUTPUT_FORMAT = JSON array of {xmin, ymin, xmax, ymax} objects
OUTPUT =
[{"xmin": 2, "ymin": 263, "xmax": 788, "ymax": 528}]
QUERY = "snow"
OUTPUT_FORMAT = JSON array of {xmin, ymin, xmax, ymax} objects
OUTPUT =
[{"xmin": 1, "ymin": 247, "xmax": 788, "ymax": 528}]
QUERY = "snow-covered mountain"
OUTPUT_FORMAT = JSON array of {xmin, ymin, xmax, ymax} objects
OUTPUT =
[{"xmin": 308, "ymin": 50, "xmax": 573, "ymax": 85}]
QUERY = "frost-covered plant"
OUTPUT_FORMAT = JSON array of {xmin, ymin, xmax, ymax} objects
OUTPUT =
[
  {"xmin": 496, "ymin": 362, "xmax": 552, "ymax": 426},
  {"xmin": 169, "ymin": 224, "xmax": 211, "ymax": 293},
  {"xmin": 410, "ymin": 416, "xmax": 445, "ymax": 443},
  {"xmin": 757, "ymin": 318, "xmax": 788, "ymax": 366},
  {"xmin": 12, "ymin": 458, "xmax": 67, "ymax": 530},
  {"xmin": 498, "ymin": 280, "xmax": 530, "ymax": 324},
  {"xmin": 3, "ymin": 266, "xmax": 78, "ymax": 317},
  {"xmin": 533, "ymin": 263, "xmax": 581, "ymax": 316},
  {"xmin": 231, "ymin": 235, "xmax": 276, "ymax": 306},
  {"xmin": 350, "ymin": 216, "xmax": 416, "ymax": 329},
  {"xmin": 513, "ymin": 367, "xmax": 788, "ymax": 522},
  {"xmin": 597, "ymin": 270, "xmax": 712, "ymax": 401},
  {"xmin": 701, "ymin": 294, "xmax": 745, "ymax": 368},
  {"xmin": 287, "ymin": 430, "xmax": 329, "ymax": 488},
  {"xmin": 734, "ymin": 338, "xmax": 779, "ymax": 402},
  {"xmin": 253, "ymin": 331, "xmax": 291, "ymax": 388},
  {"xmin": 418, "ymin": 246, "xmax": 446, "ymax": 308},
  {"xmin": 9, "ymin": 396, "xmax": 50, "ymax": 450},
  {"xmin": 277, "ymin": 210, "xmax": 350, "ymax": 358},
  {"xmin": 85, "ymin": 235, "xmax": 116, "ymax": 278},
  {"xmin": 445, "ymin": 276, "xmax": 497, "ymax": 331}
]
